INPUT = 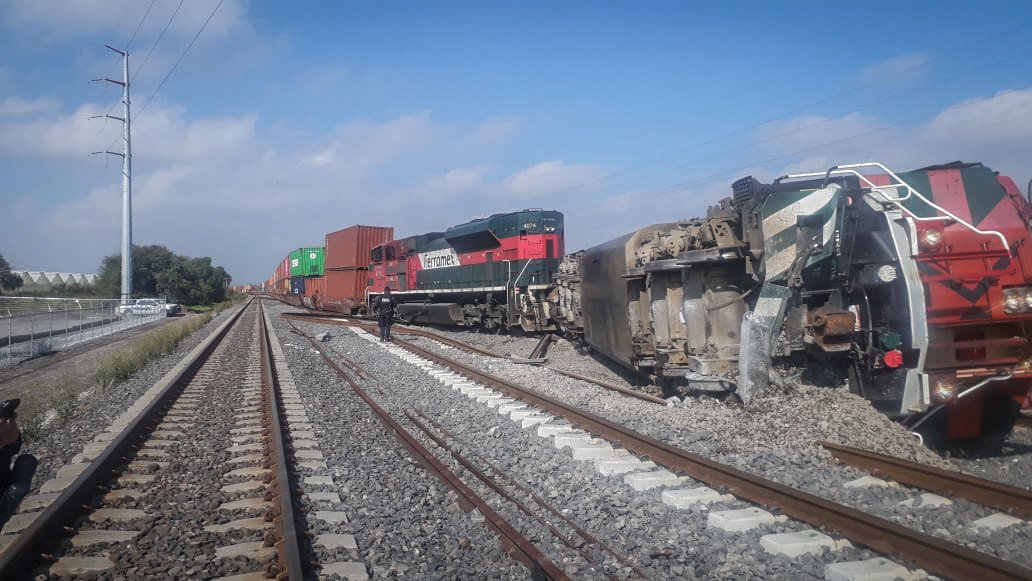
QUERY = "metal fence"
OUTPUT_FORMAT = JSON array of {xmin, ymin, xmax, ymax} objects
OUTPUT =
[{"xmin": 0, "ymin": 297, "xmax": 166, "ymax": 368}]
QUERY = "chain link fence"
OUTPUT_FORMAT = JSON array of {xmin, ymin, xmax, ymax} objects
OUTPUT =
[{"xmin": 0, "ymin": 297, "xmax": 166, "ymax": 368}]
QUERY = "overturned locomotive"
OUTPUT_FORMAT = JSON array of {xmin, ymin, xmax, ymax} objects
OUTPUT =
[{"xmin": 560, "ymin": 161, "xmax": 1032, "ymax": 438}]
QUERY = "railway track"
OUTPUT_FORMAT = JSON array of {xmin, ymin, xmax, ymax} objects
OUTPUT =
[
  {"xmin": 303, "ymin": 332, "xmax": 570, "ymax": 580},
  {"xmin": 277, "ymin": 307, "xmax": 1031, "ymax": 578},
  {"xmin": 376, "ymin": 333, "xmax": 1031, "ymax": 580},
  {"xmin": 821, "ymin": 441, "xmax": 1032, "ymax": 520},
  {"xmin": 281, "ymin": 311, "xmax": 667, "ymax": 405},
  {"xmin": 0, "ymin": 299, "xmax": 305, "ymax": 579}
]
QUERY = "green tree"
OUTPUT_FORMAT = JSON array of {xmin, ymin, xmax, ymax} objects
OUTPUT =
[
  {"xmin": 0, "ymin": 254, "xmax": 23, "ymax": 293},
  {"xmin": 96, "ymin": 245, "xmax": 232, "ymax": 305}
]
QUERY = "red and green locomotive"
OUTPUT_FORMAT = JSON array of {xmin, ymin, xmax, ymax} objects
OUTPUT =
[
  {"xmin": 883, "ymin": 162, "xmax": 1032, "ymax": 439},
  {"xmin": 367, "ymin": 209, "xmax": 564, "ymax": 331}
]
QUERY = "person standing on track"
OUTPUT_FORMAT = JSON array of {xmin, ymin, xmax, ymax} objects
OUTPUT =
[{"xmin": 375, "ymin": 287, "xmax": 398, "ymax": 342}]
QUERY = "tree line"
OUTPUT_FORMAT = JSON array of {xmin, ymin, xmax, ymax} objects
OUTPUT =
[{"xmin": 1, "ymin": 246, "xmax": 231, "ymax": 305}]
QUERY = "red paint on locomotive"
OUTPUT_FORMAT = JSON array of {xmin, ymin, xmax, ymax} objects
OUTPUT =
[{"xmin": 873, "ymin": 164, "xmax": 1032, "ymax": 437}]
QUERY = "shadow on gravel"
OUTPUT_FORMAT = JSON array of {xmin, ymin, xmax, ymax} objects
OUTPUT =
[{"xmin": 940, "ymin": 437, "xmax": 1032, "ymax": 460}]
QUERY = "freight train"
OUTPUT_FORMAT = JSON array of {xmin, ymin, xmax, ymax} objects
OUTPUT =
[{"xmin": 264, "ymin": 160, "xmax": 1031, "ymax": 440}]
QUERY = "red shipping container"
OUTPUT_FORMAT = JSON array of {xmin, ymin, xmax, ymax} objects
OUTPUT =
[
  {"xmin": 303, "ymin": 276, "xmax": 326, "ymax": 298},
  {"xmin": 325, "ymin": 225, "xmax": 394, "ymax": 270},
  {"xmin": 322, "ymin": 269, "xmax": 372, "ymax": 314}
]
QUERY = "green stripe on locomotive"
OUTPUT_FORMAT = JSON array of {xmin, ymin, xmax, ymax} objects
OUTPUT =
[
  {"xmin": 894, "ymin": 165, "xmax": 1007, "ymax": 226},
  {"xmin": 414, "ymin": 258, "xmax": 561, "ymax": 291},
  {"xmin": 959, "ymin": 166, "xmax": 1008, "ymax": 226}
]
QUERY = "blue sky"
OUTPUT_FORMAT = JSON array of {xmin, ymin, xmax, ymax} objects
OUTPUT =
[{"xmin": 1, "ymin": 1, "xmax": 1030, "ymax": 284}]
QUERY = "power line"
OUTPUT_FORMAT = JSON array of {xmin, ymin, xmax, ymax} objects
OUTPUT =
[
  {"xmin": 136, "ymin": 0, "xmax": 225, "ymax": 120},
  {"xmin": 570, "ymin": 81, "xmax": 1031, "ymax": 214},
  {"xmin": 125, "ymin": 0, "xmax": 160, "ymax": 52},
  {"xmin": 558, "ymin": 40, "xmax": 1032, "ymax": 213},
  {"xmin": 131, "ymin": 0, "xmax": 185, "ymax": 84},
  {"xmin": 94, "ymin": 0, "xmax": 159, "ymax": 134},
  {"xmin": 544, "ymin": 19, "xmax": 1032, "ymax": 200}
]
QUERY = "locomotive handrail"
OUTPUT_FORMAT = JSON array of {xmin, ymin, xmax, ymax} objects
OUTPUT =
[{"xmin": 785, "ymin": 162, "xmax": 1012, "ymax": 259}]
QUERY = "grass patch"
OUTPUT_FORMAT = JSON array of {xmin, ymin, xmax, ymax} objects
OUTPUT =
[
  {"xmin": 94, "ymin": 312, "xmax": 213, "ymax": 388},
  {"xmin": 186, "ymin": 297, "xmax": 239, "ymax": 314},
  {"xmin": 14, "ymin": 300, "xmax": 240, "ymax": 442}
]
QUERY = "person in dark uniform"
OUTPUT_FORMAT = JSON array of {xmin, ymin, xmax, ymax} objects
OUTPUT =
[
  {"xmin": 375, "ymin": 287, "xmax": 398, "ymax": 342},
  {"xmin": 0, "ymin": 399, "xmax": 37, "ymax": 527}
]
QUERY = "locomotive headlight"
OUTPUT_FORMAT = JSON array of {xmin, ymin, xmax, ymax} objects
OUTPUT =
[
  {"xmin": 876, "ymin": 265, "xmax": 897, "ymax": 283},
  {"xmin": 921, "ymin": 228, "xmax": 943, "ymax": 248},
  {"xmin": 1025, "ymin": 289, "xmax": 1032, "ymax": 309},
  {"xmin": 1004, "ymin": 288, "xmax": 1027, "ymax": 313},
  {"xmin": 930, "ymin": 381, "xmax": 957, "ymax": 404}
]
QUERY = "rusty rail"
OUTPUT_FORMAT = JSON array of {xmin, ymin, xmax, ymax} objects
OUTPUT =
[
  {"xmin": 405, "ymin": 411, "xmax": 624, "ymax": 581},
  {"xmin": 821, "ymin": 441, "xmax": 1032, "ymax": 519},
  {"xmin": 0, "ymin": 299, "xmax": 253, "ymax": 578},
  {"xmin": 390, "ymin": 336, "xmax": 1032, "ymax": 581},
  {"xmin": 301, "ymin": 332, "xmax": 569, "ymax": 580},
  {"xmin": 410, "ymin": 410, "xmax": 650, "ymax": 580},
  {"xmin": 282, "ymin": 313, "xmax": 665, "ymax": 404},
  {"xmin": 258, "ymin": 300, "xmax": 305, "ymax": 580}
]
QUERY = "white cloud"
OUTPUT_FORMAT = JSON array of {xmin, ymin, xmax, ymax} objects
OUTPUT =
[
  {"xmin": 0, "ymin": 96, "xmax": 59, "ymax": 115},
  {"xmin": 474, "ymin": 116, "xmax": 521, "ymax": 145},
  {"xmin": 0, "ymin": 100, "xmax": 259, "ymax": 163},
  {"xmin": 857, "ymin": 53, "xmax": 929, "ymax": 84},
  {"xmin": 0, "ymin": 102, "xmax": 537, "ymax": 280},
  {"xmin": 562, "ymin": 89, "xmax": 1032, "ymax": 253},
  {"xmin": 405, "ymin": 166, "xmax": 490, "ymax": 203},
  {"xmin": 755, "ymin": 88, "xmax": 1032, "ymax": 187},
  {"xmin": 501, "ymin": 160, "xmax": 607, "ymax": 199}
]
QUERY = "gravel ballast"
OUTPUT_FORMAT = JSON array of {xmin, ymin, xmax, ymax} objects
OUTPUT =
[
  {"xmin": 16, "ymin": 305, "xmax": 244, "ymax": 500},
  {"xmin": 270, "ymin": 308, "xmax": 530, "ymax": 578},
  {"xmin": 275, "ymin": 303, "xmax": 1032, "ymax": 577}
]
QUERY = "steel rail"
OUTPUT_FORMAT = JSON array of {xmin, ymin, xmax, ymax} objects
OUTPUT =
[
  {"xmin": 405, "ymin": 411, "xmax": 623, "ymax": 581},
  {"xmin": 820, "ymin": 441, "xmax": 1032, "ymax": 519},
  {"xmin": 301, "ymin": 333, "xmax": 569, "ymax": 581},
  {"xmin": 258, "ymin": 300, "xmax": 305, "ymax": 580},
  {"xmin": 411, "ymin": 410, "xmax": 652, "ymax": 580},
  {"xmin": 0, "ymin": 299, "xmax": 253, "ymax": 578},
  {"xmin": 390, "ymin": 336, "xmax": 1032, "ymax": 581},
  {"xmin": 282, "ymin": 313, "xmax": 666, "ymax": 404}
]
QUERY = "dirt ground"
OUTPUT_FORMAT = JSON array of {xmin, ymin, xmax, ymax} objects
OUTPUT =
[{"xmin": 0, "ymin": 313, "xmax": 198, "ymax": 416}]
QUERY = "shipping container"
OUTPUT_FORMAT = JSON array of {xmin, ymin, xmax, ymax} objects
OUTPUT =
[
  {"xmin": 289, "ymin": 247, "xmax": 325, "ymax": 277},
  {"xmin": 303, "ymin": 276, "xmax": 326, "ymax": 298},
  {"xmin": 321, "ymin": 269, "xmax": 371, "ymax": 314},
  {"xmin": 290, "ymin": 275, "xmax": 306, "ymax": 296},
  {"xmin": 325, "ymin": 225, "xmax": 394, "ymax": 270},
  {"xmin": 276, "ymin": 256, "xmax": 290, "ymax": 283}
]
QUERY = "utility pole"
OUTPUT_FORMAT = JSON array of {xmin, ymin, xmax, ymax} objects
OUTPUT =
[{"xmin": 91, "ymin": 45, "xmax": 133, "ymax": 304}]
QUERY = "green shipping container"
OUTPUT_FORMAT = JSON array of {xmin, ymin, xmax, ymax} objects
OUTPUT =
[{"xmin": 289, "ymin": 247, "xmax": 325, "ymax": 277}]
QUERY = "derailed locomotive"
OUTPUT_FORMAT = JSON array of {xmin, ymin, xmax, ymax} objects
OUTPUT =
[
  {"xmin": 268, "ymin": 160, "xmax": 1031, "ymax": 439},
  {"xmin": 562, "ymin": 161, "xmax": 1032, "ymax": 439}
]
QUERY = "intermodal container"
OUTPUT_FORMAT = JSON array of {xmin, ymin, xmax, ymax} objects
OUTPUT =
[
  {"xmin": 322, "ymin": 269, "xmax": 371, "ymax": 314},
  {"xmin": 276, "ymin": 256, "xmax": 290, "ymax": 283},
  {"xmin": 289, "ymin": 247, "xmax": 325, "ymax": 277},
  {"xmin": 325, "ymin": 225, "xmax": 394, "ymax": 270},
  {"xmin": 303, "ymin": 276, "xmax": 325, "ymax": 298},
  {"xmin": 290, "ymin": 275, "xmax": 306, "ymax": 296}
]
